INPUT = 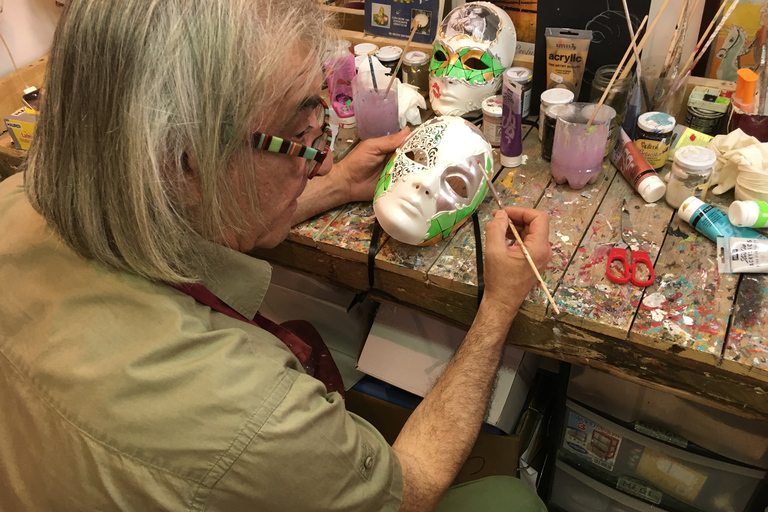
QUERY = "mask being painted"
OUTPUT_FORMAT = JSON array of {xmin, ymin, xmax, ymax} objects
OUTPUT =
[
  {"xmin": 373, "ymin": 116, "xmax": 493, "ymax": 246},
  {"xmin": 429, "ymin": 2, "xmax": 516, "ymax": 117}
]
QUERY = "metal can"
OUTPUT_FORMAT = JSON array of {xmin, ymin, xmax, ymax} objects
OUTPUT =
[
  {"xmin": 685, "ymin": 106, "xmax": 724, "ymax": 136},
  {"xmin": 634, "ymin": 112, "xmax": 676, "ymax": 171},
  {"xmin": 505, "ymin": 66, "xmax": 532, "ymax": 118}
]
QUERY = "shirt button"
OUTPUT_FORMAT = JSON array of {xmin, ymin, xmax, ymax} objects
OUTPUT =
[{"xmin": 364, "ymin": 457, "xmax": 373, "ymax": 469}]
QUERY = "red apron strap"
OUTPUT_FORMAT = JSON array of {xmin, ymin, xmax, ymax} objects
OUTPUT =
[{"xmin": 170, "ymin": 282, "xmax": 345, "ymax": 397}]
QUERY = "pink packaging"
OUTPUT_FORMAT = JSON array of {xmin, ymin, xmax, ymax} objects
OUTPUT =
[{"xmin": 324, "ymin": 54, "xmax": 356, "ymax": 121}]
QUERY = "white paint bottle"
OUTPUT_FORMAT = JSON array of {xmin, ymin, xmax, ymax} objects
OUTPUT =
[{"xmin": 728, "ymin": 200, "xmax": 768, "ymax": 228}]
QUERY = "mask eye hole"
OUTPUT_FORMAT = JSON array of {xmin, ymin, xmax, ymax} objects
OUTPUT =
[
  {"xmin": 434, "ymin": 49, "xmax": 448, "ymax": 62},
  {"xmin": 446, "ymin": 175, "xmax": 469, "ymax": 198},
  {"xmin": 462, "ymin": 57, "xmax": 486, "ymax": 70},
  {"xmin": 405, "ymin": 149, "xmax": 429, "ymax": 166}
]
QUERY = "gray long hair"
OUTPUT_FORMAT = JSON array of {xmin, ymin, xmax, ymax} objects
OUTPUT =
[{"xmin": 24, "ymin": 0, "xmax": 332, "ymax": 283}]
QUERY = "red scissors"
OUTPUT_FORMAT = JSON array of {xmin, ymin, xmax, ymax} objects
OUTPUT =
[{"xmin": 606, "ymin": 200, "xmax": 655, "ymax": 287}]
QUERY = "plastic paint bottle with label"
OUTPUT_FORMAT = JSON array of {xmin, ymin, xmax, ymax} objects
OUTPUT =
[
  {"xmin": 501, "ymin": 68, "xmax": 523, "ymax": 168},
  {"xmin": 609, "ymin": 128, "xmax": 666, "ymax": 203},
  {"xmin": 728, "ymin": 200, "xmax": 768, "ymax": 228},
  {"xmin": 678, "ymin": 197, "xmax": 768, "ymax": 242}
]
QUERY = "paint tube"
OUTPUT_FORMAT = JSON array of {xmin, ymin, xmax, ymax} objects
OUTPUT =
[
  {"xmin": 545, "ymin": 28, "xmax": 592, "ymax": 99},
  {"xmin": 678, "ymin": 197, "xmax": 768, "ymax": 243},
  {"xmin": 609, "ymin": 128, "xmax": 666, "ymax": 203},
  {"xmin": 500, "ymin": 68, "xmax": 523, "ymax": 168},
  {"xmin": 729, "ymin": 200, "xmax": 768, "ymax": 228},
  {"xmin": 324, "ymin": 54, "xmax": 356, "ymax": 124},
  {"xmin": 717, "ymin": 237, "xmax": 768, "ymax": 273}
]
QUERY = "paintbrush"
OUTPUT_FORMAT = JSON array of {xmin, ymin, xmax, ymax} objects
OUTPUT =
[
  {"xmin": 368, "ymin": 54, "xmax": 378, "ymax": 92},
  {"xmin": 662, "ymin": 0, "xmax": 739, "ymax": 109},
  {"xmin": 385, "ymin": 16, "xmax": 426, "ymax": 98},
  {"xmin": 621, "ymin": 0, "xmax": 652, "ymax": 111},
  {"xmin": 480, "ymin": 173, "xmax": 561, "ymax": 316},
  {"xmin": 619, "ymin": 0, "xmax": 670, "ymax": 81},
  {"xmin": 585, "ymin": 15, "xmax": 648, "ymax": 129},
  {"xmin": 652, "ymin": 0, "xmax": 698, "ymax": 109}
]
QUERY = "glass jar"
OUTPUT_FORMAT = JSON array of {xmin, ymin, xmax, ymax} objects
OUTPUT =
[
  {"xmin": 376, "ymin": 46, "xmax": 403, "ymax": 77},
  {"xmin": 538, "ymin": 88, "xmax": 574, "ymax": 141},
  {"xmin": 589, "ymin": 65, "xmax": 631, "ymax": 127},
  {"xmin": 634, "ymin": 112, "xmax": 676, "ymax": 171},
  {"xmin": 482, "ymin": 95, "xmax": 503, "ymax": 146},
  {"xmin": 402, "ymin": 50, "xmax": 430, "ymax": 97},
  {"xmin": 665, "ymin": 146, "xmax": 716, "ymax": 209}
]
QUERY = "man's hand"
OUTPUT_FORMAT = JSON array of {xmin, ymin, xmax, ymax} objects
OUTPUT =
[
  {"xmin": 333, "ymin": 127, "xmax": 410, "ymax": 203},
  {"xmin": 482, "ymin": 207, "xmax": 552, "ymax": 316}
]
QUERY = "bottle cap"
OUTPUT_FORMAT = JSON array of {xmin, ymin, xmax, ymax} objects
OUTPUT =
[
  {"xmin": 674, "ymin": 146, "xmax": 716, "ymax": 172},
  {"xmin": 540, "ymin": 88, "xmax": 574, "ymax": 107},
  {"xmin": 339, "ymin": 114, "xmax": 356, "ymax": 128},
  {"xmin": 637, "ymin": 175, "xmax": 667, "ymax": 203},
  {"xmin": 403, "ymin": 50, "xmax": 429, "ymax": 66},
  {"xmin": 678, "ymin": 196, "xmax": 706, "ymax": 223},
  {"xmin": 353, "ymin": 43, "xmax": 379, "ymax": 56},
  {"xmin": 735, "ymin": 68, "xmax": 759, "ymax": 106},
  {"xmin": 506, "ymin": 66, "xmax": 533, "ymax": 84},
  {"xmin": 376, "ymin": 46, "xmax": 402, "ymax": 63},
  {"xmin": 729, "ymin": 200, "xmax": 758, "ymax": 227},
  {"xmin": 482, "ymin": 95, "xmax": 503, "ymax": 117},
  {"xmin": 638, "ymin": 111, "xmax": 676, "ymax": 134},
  {"xmin": 500, "ymin": 153, "xmax": 522, "ymax": 167}
]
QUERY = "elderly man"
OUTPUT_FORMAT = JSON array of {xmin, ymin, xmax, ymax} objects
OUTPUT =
[{"xmin": 0, "ymin": 0, "xmax": 551, "ymax": 510}]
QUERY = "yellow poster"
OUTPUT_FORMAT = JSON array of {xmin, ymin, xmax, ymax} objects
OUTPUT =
[{"xmin": 707, "ymin": 0, "xmax": 767, "ymax": 82}]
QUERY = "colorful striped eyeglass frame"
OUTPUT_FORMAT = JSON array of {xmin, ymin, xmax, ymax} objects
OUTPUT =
[{"xmin": 249, "ymin": 99, "xmax": 333, "ymax": 178}]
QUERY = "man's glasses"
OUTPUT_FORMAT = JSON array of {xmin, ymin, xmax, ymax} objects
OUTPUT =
[{"xmin": 250, "ymin": 99, "xmax": 332, "ymax": 179}]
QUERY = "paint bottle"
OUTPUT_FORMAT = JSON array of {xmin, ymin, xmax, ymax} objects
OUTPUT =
[
  {"xmin": 717, "ymin": 237, "xmax": 768, "ymax": 273},
  {"xmin": 376, "ymin": 46, "xmax": 403, "ymax": 77},
  {"xmin": 728, "ymin": 200, "xmax": 768, "ymax": 228},
  {"xmin": 734, "ymin": 68, "xmax": 758, "ymax": 114},
  {"xmin": 501, "ymin": 68, "xmax": 523, "ymax": 168},
  {"xmin": 544, "ymin": 28, "xmax": 593, "ymax": 99},
  {"xmin": 541, "ymin": 104, "xmax": 566, "ymax": 161},
  {"xmin": 609, "ymin": 127, "xmax": 666, "ymax": 203},
  {"xmin": 324, "ymin": 53, "xmax": 356, "ymax": 127},
  {"xmin": 538, "ymin": 86, "xmax": 574, "ymax": 141},
  {"xmin": 633, "ymin": 112, "xmax": 676, "ymax": 171},
  {"xmin": 481, "ymin": 95, "xmax": 503, "ymax": 147},
  {"xmin": 678, "ymin": 197, "xmax": 768, "ymax": 243},
  {"xmin": 506, "ymin": 66, "xmax": 533, "ymax": 118}
]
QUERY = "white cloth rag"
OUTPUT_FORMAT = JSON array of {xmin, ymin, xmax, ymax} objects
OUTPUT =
[{"xmin": 707, "ymin": 129, "xmax": 768, "ymax": 198}]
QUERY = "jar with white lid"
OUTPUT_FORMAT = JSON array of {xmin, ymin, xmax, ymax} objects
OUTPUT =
[
  {"xmin": 481, "ymin": 95, "xmax": 503, "ymax": 146},
  {"xmin": 665, "ymin": 146, "xmax": 717, "ymax": 209},
  {"xmin": 402, "ymin": 50, "xmax": 430, "ymax": 96},
  {"xmin": 376, "ymin": 46, "xmax": 403, "ymax": 76},
  {"xmin": 539, "ymin": 88, "xmax": 574, "ymax": 141},
  {"xmin": 353, "ymin": 43, "xmax": 379, "ymax": 56}
]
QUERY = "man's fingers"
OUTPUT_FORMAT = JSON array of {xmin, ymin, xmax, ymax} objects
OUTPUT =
[{"xmin": 363, "ymin": 127, "xmax": 410, "ymax": 154}]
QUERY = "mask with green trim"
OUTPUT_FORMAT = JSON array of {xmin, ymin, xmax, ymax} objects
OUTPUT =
[
  {"xmin": 429, "ymin": 2, "xmax": 516, "ymax": 116},
  {"xmin": 373, "ymin": 116, "xmax": 493, "ymax": 246}
]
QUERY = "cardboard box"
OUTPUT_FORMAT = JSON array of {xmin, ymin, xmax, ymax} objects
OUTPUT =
[
  {"xmin": 260, "ymin": 265, "xmax": 377, "ymax": 390},
  {"xmin": 345, "ymin": 386, "xmax": 538, "ymax": 485},
  {"xmin": 356, "ymin": 303, "xmax": 539, "ymax": 433}
]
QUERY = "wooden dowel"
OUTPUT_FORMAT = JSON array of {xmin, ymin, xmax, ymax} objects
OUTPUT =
[
  {"xmin": 586, "ymin": 15, "xmax": 648, "ymax": 128},
  {"xmin": 678, "ymin": 0, "xmax": 729, "ymax": 80},
  {"xmin": 384, "ymin": 20, "xmax": 420, "ymax": 98},
  {"xmin": 619, "ymin": 0, "xmax": 671, "ymax": 80},
  {"xmin": 481, "ymin": 173, "xmax": 561, "ymax": 316}
]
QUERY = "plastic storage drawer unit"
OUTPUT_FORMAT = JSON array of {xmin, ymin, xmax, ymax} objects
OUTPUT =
[
  {"xmin": 559, "ymin": 400, "xmax": 765, "ymax": 512},
  {"xmin": 551, "ymin": 459, "xmax": 667, "ymax": 512}
]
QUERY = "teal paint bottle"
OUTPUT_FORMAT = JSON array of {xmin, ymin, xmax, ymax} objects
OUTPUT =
[{"xmin": 678, "ymin": 197, "xmax": 768, "ymax": 242}]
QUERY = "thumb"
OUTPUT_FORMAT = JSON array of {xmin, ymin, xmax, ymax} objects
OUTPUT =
[
  {"xmin": 366, "ymin": 127, "xmax": 410, "ymax": 153},
  {"xmin": 485, "ymin": 209, "xmax": 509, "ymax": 252}
]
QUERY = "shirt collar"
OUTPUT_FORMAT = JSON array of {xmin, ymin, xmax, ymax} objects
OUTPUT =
[{"xmin": 198, "ymin": 239, "xmax": 272, "ymax": 320}]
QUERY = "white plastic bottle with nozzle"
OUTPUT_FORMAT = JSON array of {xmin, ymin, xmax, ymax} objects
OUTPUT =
[{"xmin": 728, "ymin": 200, "xmax": 768, "ymax": 228}]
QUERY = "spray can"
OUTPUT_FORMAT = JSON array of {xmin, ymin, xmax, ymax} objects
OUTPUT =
[{"xmin": 501, "ymin": 68, "xmax": 523, "ymax": 168}]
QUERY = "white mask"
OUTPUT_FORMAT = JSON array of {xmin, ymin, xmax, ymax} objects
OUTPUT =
[
  {"xmin": 373, "ymin": 116, "xmax": 493, "ymax": 246},
  {"xmin": 429, "ymin": 2, "xmax": 517, "ymax": 117}
]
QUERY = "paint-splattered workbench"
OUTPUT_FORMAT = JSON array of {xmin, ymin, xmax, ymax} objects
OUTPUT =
[{"xmin": 252, "ymin": 122, "xmax": 768, "ymax": 421}]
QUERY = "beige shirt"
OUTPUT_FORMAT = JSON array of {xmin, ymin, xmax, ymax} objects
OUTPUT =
[{"xmin": 0, "ymin": 173, "xmax": 403, "ymax": 511}]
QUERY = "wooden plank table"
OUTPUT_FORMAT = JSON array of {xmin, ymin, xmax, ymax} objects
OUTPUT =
[{"xmin": 254, "ymin": 121, "xmax": 768, "ymax": 422}]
